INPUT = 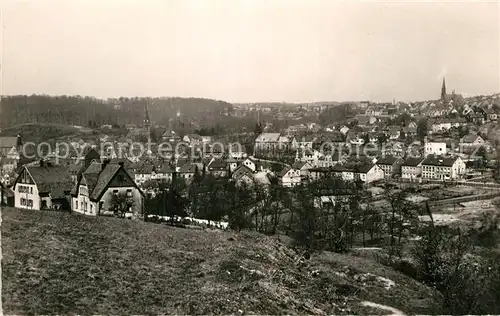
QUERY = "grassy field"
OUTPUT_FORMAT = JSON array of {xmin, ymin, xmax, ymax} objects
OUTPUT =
[{"xmin": 2, "ymin": 207, "xmax": 443, "ymax": 315}]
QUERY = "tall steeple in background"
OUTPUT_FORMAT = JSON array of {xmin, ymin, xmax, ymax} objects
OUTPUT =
[
  {"xmin": 143, "ymin": 101, "xmax": 151, "ymax": 138},
  {"xmin": 441, "ymin": 77, "xmax": 447, "ymax": 101}
]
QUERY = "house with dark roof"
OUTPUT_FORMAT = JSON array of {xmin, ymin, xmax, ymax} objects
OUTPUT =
[
  {"xmin": 459, "ymin": 134, "xmax": 486, "ymax": 148},
  {"xmin": 292, "ymin": 161, "xmax": 312, "ymax": 178},
  {"xmin": 421, "ymin": 155, "xmax": 465, "ymax": 180},
  {"xmin": 178, "ymin": 163, "xmax": 200, "ymax": 181},
  {"xmin": 376, "ymin": 155, "xmax": 403, "ymax": 178},
  {"xmin": 161, "ymin": 130, "xmax": 182, "ymax": 143},
  {"xmin": 206, "ymin": 159, "xmax": 228, "ymax": 177},
  {"xmin": 342, "ymin": 162, "xmax": 385, "ymax": 183},
  {"xmin": 0, "ymin": 135, "xmax": 22, "ymax": 159},
  {"xmin": 467, "ymin": 112, "xmax": 485, "ymax": 125},
  {"xmin": 70, "ymin": 160, "xmax": 144, "ymax": 217},
  {"xmin": 231, "ymin": 164, "xmax": 255, "ymax": 187},
  {"xmin": 278, "ymin": 166, "xmax": 301, "ymax": 187},
  {"xmin": 134, "ymin": 163, "xmax": 155, "ymax": 185},
  {"xmin": 155, "ymin": 164, "xmax": 175, "ymax": 182},
  {"xmin": 485, "ymin": 108, "xmax": 498, "ymax": 121},
  {"xmin": 308, "ymin": 166, "xmax": 334, "ymax": 181},
  {"xmin": 401, "ymin": 157, "xmax": 425, "ymax": 179},
  {"xmin": 13, "ymin": 162, "xmax": 73, "ymax": 210}
]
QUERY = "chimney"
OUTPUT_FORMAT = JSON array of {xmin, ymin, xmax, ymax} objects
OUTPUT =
[{"xmin": 102, "ymin": 159, "xmax": 110, "ymax": 171}]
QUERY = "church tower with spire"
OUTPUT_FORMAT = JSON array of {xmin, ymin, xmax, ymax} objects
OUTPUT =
[
  {"xmin": 441, "ymin": 77, "xmax": 447, "ymax": 102},
  {"xmin": 143, "ymin": 101, "xmax": 151, "ymax": 139}
]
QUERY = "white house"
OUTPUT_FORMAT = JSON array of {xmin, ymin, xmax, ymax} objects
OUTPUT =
[
  {"xmin": 13, "ymin": 163, "xmax": 73, "ymax": 210},
  {"xmin": 339, "ymin": 126, "xmax": 350, "ymax": 135},
  {"xmin": 424, "ymin": 138, "xmax": 447, "ymax": 157},
  {"xmin": 242, "ymin": 157, "xmax": 258, "ymax": 172},
  {"xmin": 401, "ymin": 157, "xmax": 425, "ymax": 179},
  {"xmin": 71, "ymin": 161, "xmax": 144, "ymax": 217},
  {"xmin": 292, "ymin": 161, "xmax": 312, "ymax": 178},
  {"xmin": 278, "ymin": 166, "xmax": 301, "ymax": 187},
  {"xmin": 355, "ymin": 164, "xmax": 385, "ymax": 183},
  {"xmin": 421, "ymin": 156, "xmax": 466, "ymax": 180}
]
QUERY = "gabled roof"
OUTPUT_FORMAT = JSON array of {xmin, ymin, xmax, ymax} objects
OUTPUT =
[
  {"xmin": 83, "ymin": 161, "xmax": 103, "ymax": 174},
  {"xmin": 179, "ymin": 163, "xmax": 198, "ymax": 173},
  {"xmin": 402, "ymin": 157, "xmax": 425, "ymax": 167},
  {"xmin": 460, "ymin": 134, "xmax": 482, "ymax": 144},
  {"xmin": 255, "ymin": 133, "xmax": 281, "ymax": 142},
  {"xmin": 82, "ymin": 173, "xmax": 100, "ymax": 196},
  {"xmin": 136, "ymin": 164, "xmax": 154, "ymax": 174},
  {"xmin": 292, "ymin": 161, "xmax": 309, "ymax": 169},
  {"xmin": 68, "ymin": 162, "xmax": 84, "ymax": 175},
  {"xmin": 354, "ymin": 163, "xmax": 377, "ymax": 174},
  {"xmin": 277, "ymin": 166, "xmax": 293, "ymax": 177},
  {"xmin": 89, "ymin": 164, "xmax": 124, "ymax": 200},
  {"xmin": 158, "ymin": 164, "xmax": 175, "ymax": 173},
  {"xmin": 232, "ymin": 164, "xmax": 254, "ymax": 180},
  {"xmin": 422, "ymin": 155, "xmax": 460, "ymax": 167},
  {"xmin": 207, "ymin": 159, "xmax": 227, "ymax": 171},
  {"xmin": 376, "ymin": 155, "xmax": 401, "ymax": 166},
  {"xmin": 0, "ymin": 136, "xmax": 20, "ymax": 149},
  {"xmin": 185, "ymin": 134, "xmax": 202, "ymax": 140},
  {"xmin": 22, "ymin": 165, "xmax": 73, "ymax": 199}
]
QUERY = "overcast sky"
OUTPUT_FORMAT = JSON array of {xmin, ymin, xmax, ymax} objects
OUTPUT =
[{"xmin": 2, "ymin": 0, "xmax": 499, "ymax": 103}]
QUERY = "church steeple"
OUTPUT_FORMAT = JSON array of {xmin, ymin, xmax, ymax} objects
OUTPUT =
[
  {"xmin": 143, "ymin": 101, "xmax": 151, "ymax": 141},
  {"xmin": 143, "ymin": 102, "xmax": 151, "ymax": 128},
  {"xmin": 441, "ymin": 77, "xmax": 447, "ymax": 101}
]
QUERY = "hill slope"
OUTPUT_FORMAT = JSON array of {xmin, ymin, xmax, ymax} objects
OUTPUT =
[{"xmin": 1, "ymin": 207, "xmax": 442, "ymax": 314}]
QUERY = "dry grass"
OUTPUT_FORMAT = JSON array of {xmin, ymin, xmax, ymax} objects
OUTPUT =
[{"xmin": 2, "ymin": 207, "xmax": 442, "ymax": 314}]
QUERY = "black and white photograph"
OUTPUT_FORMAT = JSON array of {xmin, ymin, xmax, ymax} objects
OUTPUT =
[{"xmin": 0, "ymin": 0, "xmax": 499, "ymax": 314}]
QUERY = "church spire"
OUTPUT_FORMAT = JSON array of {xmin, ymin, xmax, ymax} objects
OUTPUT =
[
  {"xmin": 441, "ymin": 77, "xmax": 447, "ymax": 101},
  {"xmin": 143, "ymin": 101, "xmax": 150, "ymax": 128}
]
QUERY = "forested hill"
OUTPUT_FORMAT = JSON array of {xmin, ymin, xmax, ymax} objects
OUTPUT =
[{"xmin": 0, "ymin": 95, "xmax": 233, "ymax": 130}]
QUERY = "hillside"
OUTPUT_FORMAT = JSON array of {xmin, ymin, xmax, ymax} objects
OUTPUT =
[
  {"xmin": 1, "ymin": 207, "xmax": 442, "ymax": 315},
  {"xmin": 0, "ymin": 95, "xmax": 233, "ymax": 131}
]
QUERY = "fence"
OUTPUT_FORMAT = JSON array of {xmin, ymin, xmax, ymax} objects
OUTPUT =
[
  {"xmin": 426, "ymin": 192, "xmax": 500, "ymax": 207},
  {"xmin": 392, "ymin": 177, "xmax": 500, "ymax": 188}
]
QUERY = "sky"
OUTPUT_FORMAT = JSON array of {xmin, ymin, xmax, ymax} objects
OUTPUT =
[{"xmin": 1, "ymin": 0, "xmax": 499, "ymax": 103}]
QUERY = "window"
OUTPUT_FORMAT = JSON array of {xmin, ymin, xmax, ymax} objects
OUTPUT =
[
  {"xmin": 113, "ymin": 190, "xmax": 118, "ymax": 195},
  {"xmin": 126, "ymin": 189, "xmax": 132, "ymax": 197},
  {"xmin": 30, "ymin": 187, "xmax": 33, "ymax": 194},
  {"xmin": 28, "ymin": 200, "xmax": 33, "ymax": 207},
  {"xmin": 75, "ymin": 201, "xmax": 78, "ymax": 209},
  {"xmin": 99, "ymin": 201, "xmax": 104, "ymax": 210}
]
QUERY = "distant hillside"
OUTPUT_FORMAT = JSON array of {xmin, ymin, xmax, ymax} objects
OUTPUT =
[
  {"xmin": 2, "ymin": 207, "xmax": 442, "ymax": 315},
  {"xmin": 0, "ymin": 95, "xmax": 234, "ymax": 132}
]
